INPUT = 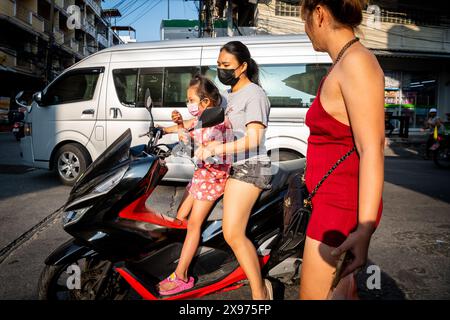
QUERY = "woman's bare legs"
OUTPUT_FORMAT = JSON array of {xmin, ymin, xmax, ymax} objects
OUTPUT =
[
  {"xmin": 159, "ymin": 198, "xmax": 215, "ymax": 291},
  {"xmin": 222, "ymin": 178, "xmax": 268, "ymax": 300},
  {"xmin": 299, "ymin": 236, "xmax": 359, "ymax": 300}
]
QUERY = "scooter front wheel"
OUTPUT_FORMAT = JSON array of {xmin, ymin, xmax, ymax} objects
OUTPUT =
[{"xmin": 37, "ymin": 257, "xmax": 130, "ymax": 300}]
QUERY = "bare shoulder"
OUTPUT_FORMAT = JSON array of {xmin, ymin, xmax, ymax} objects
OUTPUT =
[{"xmin": 339, "ymin": 45, "xmax": 384, "ymax": 82}]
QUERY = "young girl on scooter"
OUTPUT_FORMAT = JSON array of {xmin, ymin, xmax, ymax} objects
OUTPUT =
[{"xmin": 156, "ymin": 74, "xmax": 232, "ymax": 296}]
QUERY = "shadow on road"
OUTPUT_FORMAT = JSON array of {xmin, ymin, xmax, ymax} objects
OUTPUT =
[
  {"xmin": 384, "ymin": 157, "xmax": 450, "ymax": 204},
  {"xmin": 0, "ymin": 168, "xmax": 64, "ymax": 201},
  {"xmin": 356, "ymin": 259, "xmax": 407, "ymax": 300}
]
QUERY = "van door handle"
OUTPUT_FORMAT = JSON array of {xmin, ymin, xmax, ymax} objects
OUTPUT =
[
  {"xmin": 110, "ymin": 107, "xmax": 119, "ymax": 118},
  {"xmin": 109, "ymin": 107, "xmax": 123, "ymax": 119},
  {"xmin": 82, "ymin": 109, "xmax": 95, "ymax": 115}
]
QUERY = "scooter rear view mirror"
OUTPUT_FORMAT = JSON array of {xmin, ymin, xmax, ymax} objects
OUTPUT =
[
  {"xmin": 144, "ymin": 88, "xmax": 153, "ymax": 111},
  {"xmin": 190, "ymin": 107, "xmax": 224, "ymax": 131},
  {"xmin": 144, "ymin": 88, "xmax": 155, "ymax": 129}
]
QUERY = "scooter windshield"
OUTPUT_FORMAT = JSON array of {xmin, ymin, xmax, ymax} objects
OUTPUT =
[{"xmin": 72, "ymin": 128, "xmax": 132, "ymax": 191}]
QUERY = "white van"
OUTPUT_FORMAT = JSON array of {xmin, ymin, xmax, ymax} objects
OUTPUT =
[{"xmin": 19, "ymin": 34, "xmax": 331, "ymax": 185}]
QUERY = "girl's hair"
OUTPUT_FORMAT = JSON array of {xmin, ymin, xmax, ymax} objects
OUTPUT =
[
  {"xmin": 220, "ymin": 41, "xmax": 260, "ymax": 85},
  {"xmin": 301, "ymin": 0, "xmax": 366, "ymax": 29},
  {"xmin": 189, "ymin": 74, "xmax": 222, "ymax": 107}
]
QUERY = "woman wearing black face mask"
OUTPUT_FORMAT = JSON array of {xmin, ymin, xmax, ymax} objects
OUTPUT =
[{"xmin": 195, "ymin": 41, "xmax": 274, "ymax": 300}]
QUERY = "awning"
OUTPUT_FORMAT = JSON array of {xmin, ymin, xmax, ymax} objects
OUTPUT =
[{"xmin": 371, "ymin": 49, "xmax": 450, "ymax": 59}]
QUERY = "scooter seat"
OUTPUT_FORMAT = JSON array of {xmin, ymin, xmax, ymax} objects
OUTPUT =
[
  {"xmin": 206, "ymin": 158, "xmax": 305, "ymax": 221},
  {"xmin": 259, "ymin": 158, "xmax": 305, "ymax": 202}
]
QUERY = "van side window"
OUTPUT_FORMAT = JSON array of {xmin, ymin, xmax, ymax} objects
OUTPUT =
[
  {"xmin": 113, "ymin": 67, "xmax": 199, "ymax": 108},
  {"xmin": 112, "ymin": 68, "xmax": 138, "ymax": 107},
  {"xmin": 203, "ymin": 64, "xmax": 330, "ymax": 108},
  {"xmin": 43, "ymin": 68, "xmax": 101, "ymax": 105},
  {"xmin": 259, "ymin": 64, "xmax": 330, "ymax": 108},
  {"xmin": 163, "ymin": 67, "xmax": 201, "ymax": 108},
  {"xmin": 202, "ymin": 66, "xmax": 228, "ymax": 93},
  {"xmin": 137, "ymin": 68, "xmax": 164, "ymax": 108}
]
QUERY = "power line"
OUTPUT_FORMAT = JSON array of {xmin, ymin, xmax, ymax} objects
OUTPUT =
[
  {"xmin": 117, "ymin": 0, "xmax": 148, "ymax": 22},
  {"xmin": 129, "ymin": 0, "xmax": 164, "ymax": 25},
  {"xmin": 116, "ymin": 0, "xmax": 140, "ymax": 20},
  {"xmin": 112, "ymin": 0, "xmax": 127, "ymax": 9},
  {"xmin": 121, "ymin": 0, "xmax": 141, "ymax": 14}
]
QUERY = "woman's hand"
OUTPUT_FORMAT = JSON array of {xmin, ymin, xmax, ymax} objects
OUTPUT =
[
  {"xmin": 172, "ymin": 110, "xmax": 183, "ymax": 125},
  {"xmin": 154, "ymin": 124, "xmax": 166, "ymax": 135},
  {"xmin": 195, "ymin": 144, "xmax": 214, "ymax": 161},
  {"xmin": 330, "ymin": 226, "xmax": 374, "ymax": 278},
  {"xmin": 177, "ymin": 128, "xmax": 190, "ymax": 145}
]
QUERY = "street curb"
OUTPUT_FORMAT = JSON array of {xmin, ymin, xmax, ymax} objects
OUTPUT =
[{"xmin": 0, "ymin": 205, "xmax": 64, "ymax": 265}]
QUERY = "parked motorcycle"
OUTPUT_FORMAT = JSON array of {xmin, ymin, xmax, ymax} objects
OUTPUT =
[
  {"xmin": 11, "ymin": 115, "xmax": 24, "ymax": 141},
  {"xmin": 38, "ymin": 89, "xmax": 306, "ymax": 300},
  {"xmin": 431, "ymin": 132, "xmax": 450, "ymax": 169},
  {"xmin": 11, "ymin": 91, "xmax": 28, "ymax": 141}
]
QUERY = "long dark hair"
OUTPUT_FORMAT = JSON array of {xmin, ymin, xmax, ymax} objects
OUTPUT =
[
  {"xmin": 189, "ymin": 74, "xmax": 222, "ymax": 107},
  {"xmin": 220, "ymin": 41, "xmax": 260, "ymax": 85},
  {"xmin": 301, "ymin": 0, "xmax": 366, "ymax": 28}
]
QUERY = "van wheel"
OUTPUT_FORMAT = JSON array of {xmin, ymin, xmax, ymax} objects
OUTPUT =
[{"xmin": 54, "ymin": 144, "xmax": 91, "ymax": 186}]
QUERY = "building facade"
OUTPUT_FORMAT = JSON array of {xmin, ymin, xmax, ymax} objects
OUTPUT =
[
  {"xmin": 0, "ymin": 0, "xmax": 122, "ymax": 123},
  {"xmin": 255, "ymin": 0, "xmax": 450, "ymax": 128}
]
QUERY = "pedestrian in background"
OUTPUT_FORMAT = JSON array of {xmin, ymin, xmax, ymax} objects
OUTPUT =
[{"xmin": 422, "ymin": 108, "xmax": 444, "ymax": 159}]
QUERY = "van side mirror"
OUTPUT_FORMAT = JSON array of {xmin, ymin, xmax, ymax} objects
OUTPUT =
[
  {"xmin": 32, "ymin": 91, "xmax": 42, "ymax": 104},
  {"xmin": 15, "ymin": 91, "xmax": 28, "ymax": 109},
  {"xmin": 15, "ymin": 91, "xmax": 24, "ymax": 103}
]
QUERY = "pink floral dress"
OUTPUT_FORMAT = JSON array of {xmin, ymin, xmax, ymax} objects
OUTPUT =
[{"xmin": 185, "ymin": 117, "xmax": 233, "ymax": 201}]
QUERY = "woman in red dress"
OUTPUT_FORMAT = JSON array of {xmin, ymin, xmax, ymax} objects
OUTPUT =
[{"xmin": 300, "ymin": 0, "xmax": 385, "ymax": 299}]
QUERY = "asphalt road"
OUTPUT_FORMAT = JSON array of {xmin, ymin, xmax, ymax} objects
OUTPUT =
[{"xmin": 0, "ymin": 132, "xmax": 449, "ymax": 300}]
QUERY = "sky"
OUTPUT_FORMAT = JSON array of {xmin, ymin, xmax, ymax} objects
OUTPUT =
[{"xmin": 102, "ymin": 0, "xmax": 199, "ymax": 41}]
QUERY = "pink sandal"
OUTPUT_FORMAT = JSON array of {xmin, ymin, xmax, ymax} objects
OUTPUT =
[{"xmin": 157, "ymin": 272, "xmax": 195, "ymax": 296}]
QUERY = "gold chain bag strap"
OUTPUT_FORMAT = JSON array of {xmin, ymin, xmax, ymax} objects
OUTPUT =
[{"xmin": 280, "ymin": 146, "xmax": 356, "ymax": 253}]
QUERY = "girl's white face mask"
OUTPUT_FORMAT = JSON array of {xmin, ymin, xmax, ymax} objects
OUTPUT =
[{"xmin": 187, "ymin": 102, "xmax": 201, "ymax": 117}]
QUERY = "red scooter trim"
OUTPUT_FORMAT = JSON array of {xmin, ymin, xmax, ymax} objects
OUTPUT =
[
  {"xmin": 115, "ymin": 255, "xmax": 270, "ymax": 300},
  {"xmin": 119, "ymin": 193, "xmax": 188, "ymax": 229}
]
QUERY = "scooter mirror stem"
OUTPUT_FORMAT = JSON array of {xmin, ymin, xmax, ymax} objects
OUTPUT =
[{"xmin": 144, "ymin": 88, "xmax": 155, "ymax": 130}]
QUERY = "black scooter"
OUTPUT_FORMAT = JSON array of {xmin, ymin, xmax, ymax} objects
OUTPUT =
[{"xmin": 38, "ymin": 89, "xmax": 307, "ymax": 300}]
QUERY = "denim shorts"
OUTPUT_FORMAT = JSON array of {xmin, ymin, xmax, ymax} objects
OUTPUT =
[{"xmin": 229, "ymin": 160, "xmax": 273, "ymax": 190}]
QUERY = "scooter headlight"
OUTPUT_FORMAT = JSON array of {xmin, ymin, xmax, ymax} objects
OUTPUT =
[
  {"xmin": 63, "ymin": 206, "xmax": 92, "ymax": 227},
  {"xmin": 66, "ymin": 165, "xmax": 128, "ymax": 208},
  {"xmin": 93, "ymin": 165, "xmax": 128, "ymax": 194}
]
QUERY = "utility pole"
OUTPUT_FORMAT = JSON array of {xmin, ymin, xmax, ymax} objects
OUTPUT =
[
  {"xmin": 45, "ymin": 0, "xmax": 55, "ymax": 85},
  {"xmin": 167, "ymin": 0, "xmax": 170, "ymax": 19},
  {"xmin": 190, "ymin": 0, "xmax": 213, "ymax": 38},
  {"xmin": 227, "ymin": 0, "xmax": 233, "ymax": 37},
  {"xmin": 198, "ymin": 0, "xmax": 203, "ymax": 37},
  {"xmin": 204, "ymin": 0, "xmax": 213, "ymax": 37}
]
